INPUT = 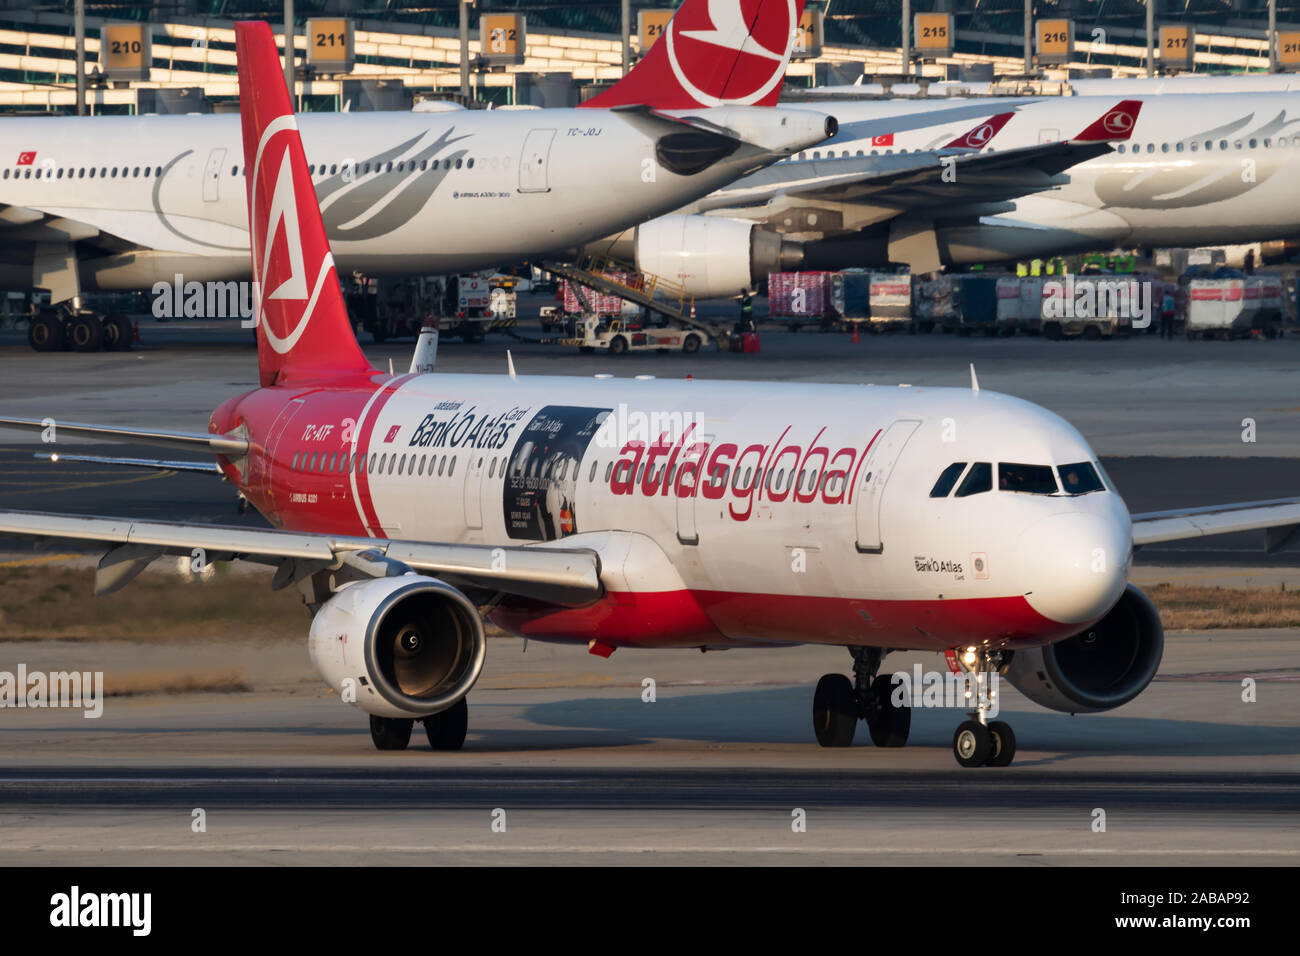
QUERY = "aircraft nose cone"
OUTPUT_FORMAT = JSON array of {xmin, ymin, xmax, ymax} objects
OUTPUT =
[{"xmin": 1018, "ymin": 512, "xmax": 1129, "ymax": 625}]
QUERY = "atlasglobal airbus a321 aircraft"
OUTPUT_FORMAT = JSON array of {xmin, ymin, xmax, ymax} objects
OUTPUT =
[{"xmin": 4, "ymin": 21, "xmax": 1299, "ymax": 767}]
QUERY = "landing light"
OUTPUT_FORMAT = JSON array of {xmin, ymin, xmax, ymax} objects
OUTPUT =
[{"xmin": 962, "ymin": 647, "xmax": 977, "ymax": 666}]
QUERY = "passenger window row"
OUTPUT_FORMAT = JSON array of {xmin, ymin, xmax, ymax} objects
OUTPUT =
[
  {"xmin": 791, "ymin": 137, "xmax": 1295, "ymax": 165},
  {"xmin": 1118, "ymin": 137, "xmax": 1292, "ymax": 154},
  {"xmin": 290, "ymin": 449, "xmax": 461, "ymax": 478},
  {"xmin": 5, "ymin": 165, "xmax": 162, "ymax": 180},
  {"xmin": 7, "ymin": 157, "xmax": 488, "ymax": 182},
  {"xmin": 230, "ymin": 156, "xmax": 482, "ymax": 178},
  {"xmin": 613, "ymin": 458, "xmax": 848, "ymax": 495}
]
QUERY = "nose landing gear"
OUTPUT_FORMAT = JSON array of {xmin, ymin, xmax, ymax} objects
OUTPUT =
[
  {"xmin": 950, "ymin": 646, "xmax": 1016, "ymax": 768},
  {"xmin": 811, "ymin": 648, "xmax": 911, "ymax": 749}
]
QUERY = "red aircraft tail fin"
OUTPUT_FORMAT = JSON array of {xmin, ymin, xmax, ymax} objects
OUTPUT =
[
  {"xmin": 235, "ymin": 20, "xmax": 374, "ymax": 387},
  {"xmin": 581, "ymin": 0, "xmax": 806, "ymax": 109},
  {"xmin": 1072, "ymin": 99, "xmax": 1143, "ymax": 142},
  {"xmin": 943, "ymin": 111, "xmax": 1014, "ymax": 150}
]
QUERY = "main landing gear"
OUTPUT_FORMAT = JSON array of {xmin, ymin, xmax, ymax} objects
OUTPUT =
[
  {"xmin": 812, "ymin": 646, "xmax": 1017, "ymax": 767},
  {"xmin": 368, "ymin": 698, "xmax": 469, "ymax": 752},
  {"xmin": 28, "ymin": 307, "xmax": 133, "ymax": 353},
  {"xmin": 949, "ymin": 646, "xmax": 1016, "ymax": 768},
  {"xmin": 812, "ymin": 647, "xmax": 911, "ymax": 749}
]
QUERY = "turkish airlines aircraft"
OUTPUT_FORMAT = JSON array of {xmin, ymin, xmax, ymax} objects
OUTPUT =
[
  {"xmin": 2, "ymin": 0, "xmax": 835, "ymax": 350},
  {"xmin": 601, "ymin": 100, "xmax": 1140, "ymax": 294},
  {"xmin": 5, "ymin": 22, "xmax": 1299, "ymax": 766},
  {"xmin": 612, "ymin": 88, "xmax": 1300, "ymax": 292}
]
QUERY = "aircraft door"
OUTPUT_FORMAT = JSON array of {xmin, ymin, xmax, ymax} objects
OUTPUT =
[
  {"xmin": 203, "ymin": 147, "xmax": 227, "ymax": 202},
  {"xmin": 463, "ymin": 451, "xmax": 487, "ymax": 530},
  {"xmin": 518, "ymin": 129, "xmax": 556, "ymax": 193},
  {"xmin": 262, "ymin": 398, "xmax": 305, "ymax": 521},
  {"xmin": 854, "ymin": 419, "xmax": 921, "ymax": 554},
  {"xmin": 675, "ymin": 452, "xmax": 700, "ymax": 545}
]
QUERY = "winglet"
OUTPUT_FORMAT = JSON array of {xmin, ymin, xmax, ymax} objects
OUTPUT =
[
  {"xmin": 970, "ymin": 363, "xmax": 980, "ymax": 395},
  {"xmin": 944, "ymin": 112, "xmax": 1014, "ymax": 150},
  {"xmin": 507, "ymin": 349, "xmax": 517, "ymax": 381},
  {"xmin": 234, "ymin": 20, "xmax": 374, "ymax": 387},
  {"xmin": 580, "ymin": 0, "xmax": 807, "ymax": 109},
  {"xmin": 1072, "ymin": 100, "xmax": 1142, "ymax": 142}
]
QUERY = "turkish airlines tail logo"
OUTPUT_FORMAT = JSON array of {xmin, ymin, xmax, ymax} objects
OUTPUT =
[
  {"xmin": 235, "ymin": 21, "xmax": 372, "ymax": 388},
  {"xmin": 1073, "ymin": 100, "xmax": 1143, "ymax": 142},
  {"xmin": 581, "ymin": 0, "xmax": 805, "ymax": 110},
  {"xmin": 943, "ymin": 112, "xmax": 1014, "ymax": 150}
]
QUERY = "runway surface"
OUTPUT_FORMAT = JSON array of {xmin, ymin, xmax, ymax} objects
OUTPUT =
[{"xmin": 1, "ymin": 634, "xmax": 1297, "ymax": 865}]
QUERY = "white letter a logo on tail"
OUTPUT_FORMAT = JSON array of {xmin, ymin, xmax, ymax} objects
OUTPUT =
[{"xmin": 261, "ymin": 149, "xmax": 308, "ymax": 302}]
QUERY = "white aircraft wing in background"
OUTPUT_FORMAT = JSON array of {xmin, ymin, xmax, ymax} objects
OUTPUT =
[{"xmin": 1130, "ymin": 499, "xmax": 1300, "ymax": 552}]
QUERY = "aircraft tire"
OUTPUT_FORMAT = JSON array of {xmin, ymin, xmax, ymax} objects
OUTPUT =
[
  {"xmin": 68, "ymin": 313, "xmax": 104, "ymax": 352},
  {"xmin": 28, "ymin": 313, "xmax": 64, "ymax": 352},
  {"xmin": 103, "ymin": 313, "xmax": 134, "ymax": 351},
  {"xmin": 812, "ymin": 673, "xmax": 856, "ymax": 747},
  {"xmin": 953, "ymin": 720, "xmax": 991, "ymax": 767},
  {"xmin": 424, "ymin": 698, "xmax": 469, "ymax": 751},
  {"xmin": 867, "ymin": 674, "xmax": 911, "ymax": 747},
  {"xmin": 370, "ymin": 715, "xmax": 414, "ymax": 750},
  {"xmin": 986, "ymin": 720, "xmax": 1016, "ymax": 767}
]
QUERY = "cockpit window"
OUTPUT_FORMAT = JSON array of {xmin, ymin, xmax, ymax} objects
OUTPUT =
[
  {"xmin": 954, "ymin": 461, "xmax": 992, "ymax": 497},
  {"xmin": 998, "ymin": 463, "xmax": 1058, "ymax": 494},
  {"xmin": 929, "ymin": 462, "xmax": 967, "ymax": 498},
  {"xmin": 1058, "ymin": 461, "xmax": 1105, "ymax": 495}
]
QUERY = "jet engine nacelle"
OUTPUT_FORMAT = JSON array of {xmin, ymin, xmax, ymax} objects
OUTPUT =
[
  {"xmin": 308, "ymin": 574, "xmax": 486, "ymax": 719},
  {"xmin": 1004, "ymin": 584, "xmax": 1163, "ymax": 714},
  {"xmin": 634, "ymin": 215, "xmax": 802, "ymax": 299}
]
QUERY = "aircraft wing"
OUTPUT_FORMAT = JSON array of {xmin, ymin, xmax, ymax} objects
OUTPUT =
[
  {"xmin": 699, "ymin": 140, "xmax": 1112, "ymax": 224},
  {"xmin": 0, "ymin": 201, "xmax": 229, "ymax": 297},
  {"xmin": 0, "ymin": 202, "xmax": 107, "ymax": 244},
  {"xmin": 1130, "ymin": 498, "xmax": 1300, "ymax": 552},
  {"xmin": 0, "ymin": 416, "xmax": 249, "ymax": 456},
  {"xmin": 34, "ymin": 452, "xmax": 223, "ymax": 475},
  {"xmin": 0, "ymin": 509, "xmax": 604, "ymax": 607}
]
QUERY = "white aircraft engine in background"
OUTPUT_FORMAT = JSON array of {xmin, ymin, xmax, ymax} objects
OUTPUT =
[{"xmin": 633, "ymin": 215, "xmax": 803, "ymax": 299}]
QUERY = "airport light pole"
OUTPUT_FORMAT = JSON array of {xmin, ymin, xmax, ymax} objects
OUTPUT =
[
  {"xmin": 74, "ymin": 0, "xmax": 85, "ymax": 116},
  {"xmin": 1023, "ymin": 0, "xmax": 1032, "ymax": 75},
  {"xmin": 1146, "ymin": 0, "xmax": 1155, "ymax": 77},
  {"xmin": 1269, "ymin": 0, "xmax": 1278, "ymax": 72},
  {"xmin": 283, "ymin": 0, "xmax": 295, "ymax": 97},
  {"xmin": 621, "ymin": 0, "xmax": 631, "ymax": 75},
  {"xmin": 460, "ymin": 0, "xmax": 471, "ymax": 99},
  {"xmin": 901, "ymin": 0, "xmax": 911, "ymax": 78}
]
